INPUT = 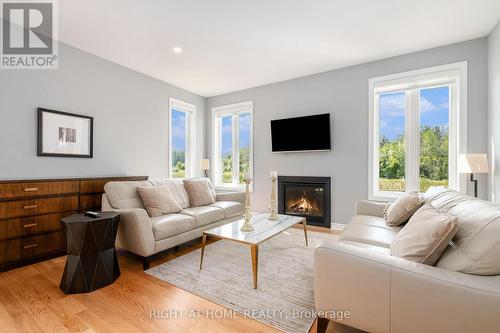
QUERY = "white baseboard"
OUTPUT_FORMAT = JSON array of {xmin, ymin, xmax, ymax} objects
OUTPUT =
[{"xmin": 330, "ymin": 223, "xmax": 345, "ymax": 231}]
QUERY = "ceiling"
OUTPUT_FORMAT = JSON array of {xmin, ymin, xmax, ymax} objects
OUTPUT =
[{"xmin": 58, "ymin": 0, "xmax": 500, "ymax": 97}]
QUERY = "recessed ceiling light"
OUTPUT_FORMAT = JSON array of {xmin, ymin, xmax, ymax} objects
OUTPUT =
[{"xmin": 173, "ymin": 46, "xmax": 182, "ymax": 54}]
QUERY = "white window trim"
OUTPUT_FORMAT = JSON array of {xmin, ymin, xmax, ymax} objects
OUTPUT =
[
  {"xmin": 168, "ymin": 97, "xmax": 196, "ymax": 178},
  {"xmin": 368, "ymin": 62, "xmax": 467, "ymax": 201},
  {"xmin": 212, "ymin": 101, "xmax": 253, "ymax": 191}
]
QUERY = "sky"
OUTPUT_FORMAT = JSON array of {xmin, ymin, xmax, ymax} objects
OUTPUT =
[
  {"xmin": 221, "ymin": 113, "xmax": 251, "ymax": 156},
  {"xmin": 171, "ymin": 109, "xmax": 187, "ymax": 152},
  {"xmin": 379, "ymin": 86, "xmax": 449, "ymax": 141},
  {"xmin": 171, "ymin": 110, "xmax": 251, "ymax": 156}
]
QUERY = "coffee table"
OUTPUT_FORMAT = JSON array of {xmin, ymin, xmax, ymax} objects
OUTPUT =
[{"xmin": 199, "ymin": 213, "xmax": 308, "ymax": 289}]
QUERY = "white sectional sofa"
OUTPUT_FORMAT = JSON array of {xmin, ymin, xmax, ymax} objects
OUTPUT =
[
  {"xmin": 102, "ymin": 178, "xmax": 245, "ymax": 269},
  {"xmin": 314, "ymin": 188, "xmax": 500, "ymax": 333}
]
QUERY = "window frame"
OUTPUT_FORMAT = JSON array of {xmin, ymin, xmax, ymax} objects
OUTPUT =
[
  {"xmin": 212, "ymin": 101, "xmax": 254, "ymax": 191},
  {"xmin": 168, "ymin": 97, "xmax": 196, "ymax": 178},
  {"xmin": 368, "ymin": 62, "xmax": 467, "ymax": 201}
]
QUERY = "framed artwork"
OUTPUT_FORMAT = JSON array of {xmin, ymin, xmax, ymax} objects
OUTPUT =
[{"xmin": 37, "ymin": 108, "xmax": 93, "ymax": 158}]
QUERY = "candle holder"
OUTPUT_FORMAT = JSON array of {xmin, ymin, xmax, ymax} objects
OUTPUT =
[
  {"xmin": 240, "ymin": 178, "xmax": 254, "ymax": 232},
  {"xmin": 268, "ymin": 176, "xmax": 278, "ymax": 221}
]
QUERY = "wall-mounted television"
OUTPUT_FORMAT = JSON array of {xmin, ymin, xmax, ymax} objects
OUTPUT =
[{"xmin": 271, "ymin": 113, "xmax": 331, "ymax": 152}]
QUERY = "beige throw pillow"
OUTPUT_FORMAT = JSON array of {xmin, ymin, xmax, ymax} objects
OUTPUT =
[
  {"xmin": 391, "ymin": 204, "xmax": 458, "ymax": 265},
  {"xmin": 183, "ymin": 178, "xmax": 216, "ymax": 207},
  {"xmin": 137, "ymin": 186, "xmax": 182, "ymax": 217},
  {"xmin": 385, "ymin": 191, "xmax": 423, "ymax": 226}
]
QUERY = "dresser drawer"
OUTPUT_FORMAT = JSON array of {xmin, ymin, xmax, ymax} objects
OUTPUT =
[
  {"xmin": 0, "ymin": 230, "xmax": 65, "ymax": 265},
  {"xmin": 0, "ymin": 181, "xmax": 79, "ymax": 200},
  {"xmin": 0, "ymin": 196, "xmax": 79, "ymax": 220},
  {"xmin": 79, "ymin": 194, "xmax": 102, "ymax": 210},
  {"xmin": 79, "ymin": 179, "xmax": 108, "ymax": 194},
  {"xmin": 79, "ymin": 177, "xmax": 147, "ymax": 194},
  {"xmin": 0, "ymin": 211, "xmax": 77, "ymax": 241}
]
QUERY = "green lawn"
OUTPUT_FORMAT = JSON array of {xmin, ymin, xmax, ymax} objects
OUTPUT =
[
  {"xmin": 172, "ymin": 170, "xmax": 185, "ymax": 178},
  {"xmin": 379, "ymin": 178, "xmax": 448, "ymax": 192}
]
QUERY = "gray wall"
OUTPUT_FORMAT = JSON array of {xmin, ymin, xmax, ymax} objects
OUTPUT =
[
  {"xmin": 207, "ymin": 38, "xmax": 488, "ymax": 224},
  {"xmin": 488, "ymin": 21, "xmax": 500, "ymax": 202},
  {"xmin": 0, "ymin": 42, "xmax": 206, "ymax": 180}
]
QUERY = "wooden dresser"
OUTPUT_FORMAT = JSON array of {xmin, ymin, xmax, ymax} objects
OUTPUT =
[{"xmin": 0, "ymin": 176, "xmax": 148, "ymax": 272}]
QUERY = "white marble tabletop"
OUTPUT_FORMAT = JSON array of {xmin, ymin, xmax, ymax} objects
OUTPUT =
[{"xmin": 203, "ymin": 213, "xmax": 305, "ymax": 245}]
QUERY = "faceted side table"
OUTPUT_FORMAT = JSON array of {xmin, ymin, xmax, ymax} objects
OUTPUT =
[{"xmin": 59, "ymin": 212, "xmax": 120, "ymax": 294}]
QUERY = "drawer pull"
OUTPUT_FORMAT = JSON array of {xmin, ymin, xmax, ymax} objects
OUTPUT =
[
  {"xmin": 24, "ymin": 187, "xmax": 38, "ymax": 192},
  {"xmin": 24, "ymin": 205, "xmax": 38, "ymax": 209},
  {"xmin": 23, "ymin": 223, "xmax": 38, "ymax": 228},
  {"xmin": 23, "ymin": 243, "xmax": 38, "ymax": 249}
]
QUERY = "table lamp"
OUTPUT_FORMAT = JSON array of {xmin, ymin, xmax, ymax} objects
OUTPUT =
[{"xmin": 458, "ymin": 154, "xmax": 489, "ymax": 198}]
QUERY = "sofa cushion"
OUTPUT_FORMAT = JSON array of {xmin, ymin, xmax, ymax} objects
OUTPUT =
[
  {"xmin": 339, "ymin": 240, "xmax": 392, "ymax": 255},
  {"xmin": 179, "ymin": 206, "xmax": 225, "ymax": 227},
  {"xmin": 104, "ymin": 181, "xmax": 151, "ymax": 209},
  {"xmin": 350, "ymin": 214, "xmax": 403, "ymax": 232},
  {"xmin": 215, "ymin": 191, "xmax": 245, "ymax": 204},
  {"xmin": 426, "ymin": 189, "xmax": 500, "ymax": 275},
  {"xmin": 137, "ymin": 185, "xmax": 182, "ymax": 217},
  {"xmin": 183, "ymin": 178, "xmax": 216, "ymax": 207},
  {"xmin": 151, "ymin": 214, "xmax": 196, "ymax": 240},
  {"xmin": 385, "ymin": 191, "xmax": 423, "ymax": 226},
  {"xmin": 339, "ymin": 215, "xmax": 401, "ymax": 248},
  {"xmin": 391, "ymin": 204, "xmax": 458, "ymax": 265},
  {"xmin": 148, "ymin": 178, "xmax": 190, "ymax": 209},
  {"xmin": 210, "ymin": 201, "xmax": 244, "ymax": 219}
]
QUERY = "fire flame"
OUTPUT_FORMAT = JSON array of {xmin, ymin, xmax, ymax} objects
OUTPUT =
[{"xmin": 287, "ymin": 195, "xmax": 320, "ymax": 215}]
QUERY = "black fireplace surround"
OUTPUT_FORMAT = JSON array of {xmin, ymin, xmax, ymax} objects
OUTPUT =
[{"xmin": 278, "ymin": 176, "xmax": 331, "ymax": 228}]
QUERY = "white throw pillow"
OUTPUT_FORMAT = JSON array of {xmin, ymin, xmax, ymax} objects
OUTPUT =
[
  {"xmin": 385, "ymin": 191, "xmax": 423, "ymax": 226},
  {"xmin": 183, "ymin": 178, "xmax": 216, "ymax": 207},
  {"xmin": 137, "ymin": 185, "xmax": 182, "ymax": 217},
  {"xmin": 391, "ymin": 204, "xmax": 458, "ymax": 265}
]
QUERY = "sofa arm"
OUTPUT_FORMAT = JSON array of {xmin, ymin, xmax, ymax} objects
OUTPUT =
[
  {"xmin": 215, "ymin": 191, "xmax": 245, "ymax": 204},
  {"xmin": 355, "ymin": 200, "xmax": 388, "ymax": 217},
  {"xmin": 103, "ymin": 207, "xmax": 156, "ymax": 257},
  {"xmin": 314, "ymin": 240, "xmax": 391, "ymax": 333},
  {"xmin": 315, "ymin": 240, "xmax": 500, "ymax": 333}
]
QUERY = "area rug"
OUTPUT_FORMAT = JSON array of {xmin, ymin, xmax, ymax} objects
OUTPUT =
[{"xmin": 146, "ymin": 228, "xmax": 338, "ymax": 333}]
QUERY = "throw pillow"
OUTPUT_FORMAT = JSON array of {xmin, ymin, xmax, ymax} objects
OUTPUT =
[
  {"xmin": 385, "ymin": 191, "xmax": 423, "ymax": 226},
  {"xmin": 391, "ymin": 204, "xmax": 458, "ymax": 265},
  {"xmin": 137, "ymin": 185, "xmax": 182, "ymax": 217},
  {"xmin": 183, "ymin": 178, "xmax": 216, "ymax": 206},
  {"xmin": 206, "ymin": 178, "xmax": 217, "ymax": 201}
]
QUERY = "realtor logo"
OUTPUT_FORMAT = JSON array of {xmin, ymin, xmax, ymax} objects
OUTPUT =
[{"xmin": 1, "ymin": 0, "xmax": 58, "ymax": 69}]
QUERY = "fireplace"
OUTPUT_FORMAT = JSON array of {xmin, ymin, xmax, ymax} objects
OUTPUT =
[{"xmin": 278, "ymin": 176, "xmax": 331, "ymax": 228}]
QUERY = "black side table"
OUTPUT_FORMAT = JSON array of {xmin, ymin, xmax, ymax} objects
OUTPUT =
[{"xmin": 59, "ymin": 212, "xmax": 120, "ymax": 294}]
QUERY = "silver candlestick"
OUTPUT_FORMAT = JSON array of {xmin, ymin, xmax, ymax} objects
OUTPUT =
[
  {"xmin": 240, "ymin": 177, "xmax": 254, "ymax": 231},
  {"xmin": 268, "ymin": 175, "xmax": 278, "ymax": 220}
]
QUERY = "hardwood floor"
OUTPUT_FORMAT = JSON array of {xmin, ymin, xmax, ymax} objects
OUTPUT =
[{"xmin": 0, "ymin": 225, "xmax": 341, "ymax": 333}]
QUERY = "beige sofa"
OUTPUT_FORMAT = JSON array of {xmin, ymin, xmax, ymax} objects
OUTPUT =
[
  {"xmin": 102, "ymin": 178, "xmax": 245, "ymax": 269},
  {"xmin": 314, "ymin": 188, "xmax": 500, "ymax": 333}
]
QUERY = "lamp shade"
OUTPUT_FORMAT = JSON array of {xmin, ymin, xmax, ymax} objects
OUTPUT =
[
  {"xmin": 200, "ymin": 159, "xmax": 210, "ymax": 170},
  {"xmin": 458, "ymin": 154, "xmax": 489, "ymax": 174}
]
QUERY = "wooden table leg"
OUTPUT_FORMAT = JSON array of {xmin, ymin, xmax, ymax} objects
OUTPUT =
[
  {"xmin": 316, "ymin": 316, "xmax": 330, "ymax": 333},
  {"xmin": 303, "ymin": 220, "xmax": 308, "ymax": 246},
  {"xmin": 199, "ymin": 234, "xmax": 207, "ymax": 270},
  {"xmin": 250, "ymin": 245, "xmax": 259, "ymax": 289}
]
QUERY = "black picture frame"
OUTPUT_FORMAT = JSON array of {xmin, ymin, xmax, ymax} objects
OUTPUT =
[{"xmin": 37, "ymin": 108, "xmax": 94, "ymax": 158}]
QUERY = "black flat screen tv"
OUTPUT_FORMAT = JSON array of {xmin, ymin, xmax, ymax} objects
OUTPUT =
[{"xmin": 271, "ymin": 113, "xmax": 331, "ymax": 152}]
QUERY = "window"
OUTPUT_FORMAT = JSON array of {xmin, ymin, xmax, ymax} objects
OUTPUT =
[
  {"xmin": 169, "ymin": 98, "xmax": 196, "ymax": 178},
  {"xmin": 369, "ymin": 62, "xmax": 467, "ymax": 200},
  {"xmin": 212, "ymin": 101, "xmax": 253, "ymax": 189}
]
